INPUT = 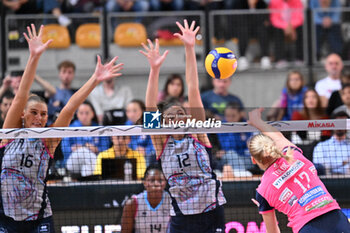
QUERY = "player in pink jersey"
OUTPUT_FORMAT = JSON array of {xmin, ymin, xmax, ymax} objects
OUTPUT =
[{"xmin": 247, "ymin": 108, "xmax": 350, "ymax": 233}]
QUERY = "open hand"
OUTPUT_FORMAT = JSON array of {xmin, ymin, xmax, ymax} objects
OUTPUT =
[
  {"xmin": 174, "ymin": 20, "xmax": 200, "ymax": 47},
  {"xmin": 23, "ymin": 24, "xmax": 52, "ymax": 57},
  {"xmin": 93, "ymin": 55, "xmax": 123, "ymax": 82},
  {"xmin": 139, "ymin": 39, "xmax": 168, "ymax": 69}
]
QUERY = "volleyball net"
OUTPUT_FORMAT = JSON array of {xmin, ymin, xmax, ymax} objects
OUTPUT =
[{"xmin": 0, "ymin": 118, "xmax": 349, "ymax": 233}]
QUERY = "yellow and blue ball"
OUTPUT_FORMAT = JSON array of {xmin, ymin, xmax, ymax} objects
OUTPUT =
[{"xmin": 205, "ymin": 47, "xmax": 237, "ymax": 79}]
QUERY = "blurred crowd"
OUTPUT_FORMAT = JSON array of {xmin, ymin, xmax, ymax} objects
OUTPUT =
[
  {"xmin": 1, "ymin": 0, "xmax": 350, "ymax": 181},
  {"xmin": 2, "ymin": 0, "xmax": 350, "ymax": 67},
  {"xmin": 0, "ymin": 52, "xmax": 349, "ymax": 180}
]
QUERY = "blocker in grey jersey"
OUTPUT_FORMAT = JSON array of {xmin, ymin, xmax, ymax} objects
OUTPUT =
[
  {"xmin": 159, "ymin": 135, "xmax": 226, "ymax": 216},
  {"xmin": 0, "ymin": 138, "xmax": 52, "ymax": 221}
]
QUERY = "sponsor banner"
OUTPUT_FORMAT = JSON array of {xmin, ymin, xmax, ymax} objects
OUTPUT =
[
  {"xmin": 298, "ymin": 186, "xmax": 326, "ymax": 207},
  {"xmin": 273, "ymin": 160, "xmax": 304, "ymax": 189}
]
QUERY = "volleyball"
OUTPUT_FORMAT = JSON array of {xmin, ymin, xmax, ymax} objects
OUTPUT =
[{"xmin": 205, "ymin": 47, "xmax": 238, "ymax": 79}]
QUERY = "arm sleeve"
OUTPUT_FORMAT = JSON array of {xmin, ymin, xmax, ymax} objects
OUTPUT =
[{"xmin": 256, "ymin": 191, "xmax": 274, "ymax": 213}]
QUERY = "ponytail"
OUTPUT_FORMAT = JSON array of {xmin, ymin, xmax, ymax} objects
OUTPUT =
[{"xmin": 248, "ymin": 134, "xmax": 294, "ymax": 166}]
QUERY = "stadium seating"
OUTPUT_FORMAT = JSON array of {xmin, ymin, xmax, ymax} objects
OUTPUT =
[
  {"xmin": 114, "ymin": 22, "xmax": 147, "ymax": 47},
  {"xmin": 41, "ymin": 24, "xmax": 71, "ymax": 49},
  {"xmin": 75, "ymin": 23, "xmax": 101, "ymax": 48}
]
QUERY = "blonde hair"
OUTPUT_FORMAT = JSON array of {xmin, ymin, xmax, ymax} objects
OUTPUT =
[{"xmin": 248, "ymin": 134, "xmax": 293, "ymax": 166}]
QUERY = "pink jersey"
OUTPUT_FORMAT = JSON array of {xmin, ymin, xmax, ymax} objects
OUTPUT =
[{"xmin": 256, "ymin": 146, "xmax": 340, "ymax": 233}]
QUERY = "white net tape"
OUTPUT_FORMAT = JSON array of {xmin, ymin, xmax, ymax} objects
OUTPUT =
[{"xmin": 0, "ymin": 119, "xmax": 348, "ymax": 139}]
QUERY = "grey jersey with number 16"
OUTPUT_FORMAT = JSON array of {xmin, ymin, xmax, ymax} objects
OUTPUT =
[{"xmin": 0, "ymin": 138, "xmax": 52, "ymax": 221}]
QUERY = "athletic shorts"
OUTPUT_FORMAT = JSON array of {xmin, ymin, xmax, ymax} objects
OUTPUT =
[
  {"xmin": 0, "ymin": 215, "xmax": 55, "ymax": 233},
  {"xmin": 299, "ymin": 209, "xmax": 350, "ymax": 233},
  {"xmin": 168, "ymin": 205, "xmax": 225, "ymax": 233}
]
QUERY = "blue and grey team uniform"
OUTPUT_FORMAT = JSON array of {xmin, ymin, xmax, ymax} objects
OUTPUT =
[
  {"xmin": 159, "ymin": 135, "xmax": 226, "ymax": 233},
  {"xmin": 133, "ymin": 191, "xmax": 171, "ymax": 233},
  {"xmin": 0, "ymin": 138, "xmax": 55, "ymax": 233}
]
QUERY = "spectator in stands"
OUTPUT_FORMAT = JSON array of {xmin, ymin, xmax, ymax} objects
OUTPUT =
[
  {"xmin": 310, "ymin": 0, "xmax": 343, "ymax": 60},
  {"xmin": 126, "ymin": 100, "xmax": 156, "ymax": 166},
  {"xmin": 94, "ymin": 135, "xmax": 146, "ymax": 180},
  {"xmin": 327, "ymin": 71, "xmax": 350, "ymax": 115},
  {"xmin": 185, "ymin": 0, "xmax": 222, "ymax": 10},
  {"xmin": 233, "ymin": 0, "xmax": 272, "ymax": 71},
  {"xmin": 157, "ymin": 73, "xmax": 185, "ymax": 103},
  {"xmin": 106, "ymin": 0, "xmax": 149, "ymax": 14},
  {"xmin": 37, "ymin": 0, "xmax": 72, "ymax": 26},
  {"xmin": 121, "ymin": 164, "xmax": 171, "ymax": 233},
  {"xmin": 60, "ymin": 0, "xmax": 102, "ymax": 13},
  {"xmin": 217, "ymin": 103, "xmax": 254, "ymax": 177},
  {"xmin": 185, "ymin": 1, "xmax": 224, "ymax": 41},
  {"xmin": 150, "ymin": 0, "xmax": 184, "ymax": 11},
  {"xmin": 332, "ymin": 84, "xmax": 350, "ymax": 116},
  {"xmin": 269, "ymin": 0, "xmax": 304, "ymax": 69},
  {"xmin": 291, "ymin": 89, "xmax": 330, "ymax": 158},
  {"xmin": 315, "ymin": 53, "xmax": 343, "ymax": 107},
  {"xmin": 89, "ymin": 77, "xmax": 133, "ymax": 125},
  {"xmin": 292, "ymin": 89, "xmax": 328, "ymax": 121},
  {"xmin": 313, "ymin": 111, "xmax": 350, "ymax": 175},
  {"xmin": 61, "ymin": 101, "xmax": 110, "ymax": 177},
  {"xmin": 35, "ymin": 60, "xmax": 77, "ymax": 126},
  {"xmin": 277, "ymin": 70, "xmax": 308, "ymax": 120},
  {"xmin": 0, "ymin": 70, "xmax": 23, "ymax": 98},
  {"xmin": 0, "ymin": 91, "xmax": 14, "ymax": 128},
  {"xmin": 201, "ymin": 78, "xmax": 244, "ymax": 120},
  {"xmin": 1, "ymin": 0, "xmax": 37, "ymax": 14}
]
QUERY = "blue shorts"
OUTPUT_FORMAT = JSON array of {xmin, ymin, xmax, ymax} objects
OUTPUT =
[
  {"xmin": 299, "ymin": 209, "xmax": 350, "ymax": 233},
  {"xmin": 0, "ymin": 215, "xmax": 55, "ymax": 233},
  {"xmin": 168, "ymin": 205, "xmax": 225, "ymax": 233}
]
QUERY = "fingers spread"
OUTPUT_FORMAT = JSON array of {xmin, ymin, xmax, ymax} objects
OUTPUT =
[
  {"xmin": 96, "ymin": 55, "xmax": 101, "ymax": 65},
  {"xmin": 31, "ymin": 24, "xmax": 37, "ymax": 37},
  {"xmin": 155, "ymin": 38, "xmax": 159, "ymax": 52},
  {"xmin": 147, "ymin": 39, "xmax": 154, "ymax": 50},
  {"xmin": 190, "ymin": 21, "xmax": 195, "ymax": 30},
  {"xmin": 107, "ymin": 56, "xmax": 119, "ymax": 67},
  {"xmin": 38, "ymin": 25, "xmax": 44, "ymax": 38},
  {"xmin": 175, "ymin": 21, "xmax": 184, "ymax": 32},
  {"xmin": 23, "ymin": 33, "xmax": 29, "ymax": 42},
  {"xmin": 27, "ymin": 26, "xmax": 33, "ymax": 39},
  {"xmin": 184, "ymin": 19, "xmax": 189, "ymax": 29},
  {"xmin": 194, "ymin": 26, "xmax": 200, "ymax": 34},
  {"xmin": 139, "ymin": 50, "xmax": 148, "ymax": 57},
  {"xmin": 141, "ymin": 42, "xmax": 149, "ymax": 52}
]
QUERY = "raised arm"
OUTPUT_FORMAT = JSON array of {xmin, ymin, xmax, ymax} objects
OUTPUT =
[
  {"xmin": 53, "ymin": 56, "xmax": 123, "ymax": 128},
  {"xmin": 174, "ymin": 20, "xmax": 204, "ymax": 121},
  {"xmin": 248, "ymin": 108, "xmax": 295, "ymax": 151},
  {"xmin": 140, "ymin": 39, "xmax": 168, "ymax": 110},
  {"xmin": 140, "ymin": 39, "xmax": 169, "ymax": 156},
  {"xmin": 3, "ymin": 24, "xmax": 52, "ymax": 129},
  {"xmin": 46, "ymin": 56, "xmax": 123, "ymax": 152}
]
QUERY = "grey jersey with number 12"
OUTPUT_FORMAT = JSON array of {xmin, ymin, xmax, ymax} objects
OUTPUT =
[{"xmin": 160, "ymin": 135, "xmax": 226, "ymax": 216}]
